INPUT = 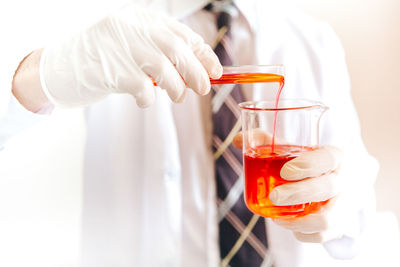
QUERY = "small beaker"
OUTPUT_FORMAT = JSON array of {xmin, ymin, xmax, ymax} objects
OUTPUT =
[{"xmin": 239, "ymin": 99, "xmax": 328, "ymax": 219}]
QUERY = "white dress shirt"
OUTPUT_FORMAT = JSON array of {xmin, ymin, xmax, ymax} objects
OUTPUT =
[{"xmin": 0, "ymin": 0, "xmax": 379, "ymax": 266}]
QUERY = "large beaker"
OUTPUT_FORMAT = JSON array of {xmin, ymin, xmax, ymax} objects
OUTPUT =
[{"xmin": 239, "ymin": 99, "xmax": 328, "ymax": 219}]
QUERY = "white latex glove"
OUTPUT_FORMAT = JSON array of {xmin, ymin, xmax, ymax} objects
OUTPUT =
[
  {"xmin": 269, "ymin": 146, "xmax": 349, "ymax": 243},
  {"xmin": 40, "ymin": 4, "xmax": 222, "ymax": 108},
  {"xmin": 234, "ymin": 131, "xmax": 352, "ymax": 243}
]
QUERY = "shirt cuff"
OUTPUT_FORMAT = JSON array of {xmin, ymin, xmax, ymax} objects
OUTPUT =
[
  {"xmin": 36, "ymin": 102, "xmax": 55, "ymax": 115},
  {"xmin": 0, "ymin": 94, "xmax": 50, "ymax": 150}
]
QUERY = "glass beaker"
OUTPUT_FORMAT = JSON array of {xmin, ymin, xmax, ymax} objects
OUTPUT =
[{"xmin": 239, "ymin": 99, "xmax": 328, "ymax": 219}]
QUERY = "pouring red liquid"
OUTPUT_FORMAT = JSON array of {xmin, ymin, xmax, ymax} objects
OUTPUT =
[
  {"xmin": 160, "ymin": 70, "xmax": 326, "ymax": 219},
  {"xmin": 231, "ymin": 71, "xmax": 328, "ymax": 219}
]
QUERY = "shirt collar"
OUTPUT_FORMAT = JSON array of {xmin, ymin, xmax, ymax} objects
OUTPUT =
[
  {"xmin": 164, "ymin": 0, "xmax": 258, "ymax": 31},
  {"xmin": 234, "ymin": 0, "xmax": 257, "ymax": 31}
]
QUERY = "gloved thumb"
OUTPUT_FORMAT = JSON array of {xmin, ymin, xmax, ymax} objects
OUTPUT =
[
  {"xmin": 116, "ymin": 70, "xmax": 156, "ymax": 108},
  {"xmin": 134, "ymin": 85, "xmax": 156, "ymax": 108}
]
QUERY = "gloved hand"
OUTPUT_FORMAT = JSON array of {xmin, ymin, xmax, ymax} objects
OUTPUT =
[
  {"xmin": 269, "ymin": 146, "xmax": 346, "ymax": 243},
  {"xmin": 233, "ymin": 131, "xmax": 351, "ymax": 243},
  {"xmin": 40, "ymin": 4, "xmax": 222, "ymax": 108}
]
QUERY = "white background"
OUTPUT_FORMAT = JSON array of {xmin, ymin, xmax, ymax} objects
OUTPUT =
[{"xmin": 0, "ymin": 0, "xmax": 399, "ymax": 266}]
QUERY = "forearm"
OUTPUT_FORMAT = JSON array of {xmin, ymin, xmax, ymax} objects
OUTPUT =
[{"xmin": 12, "ymin": 49, "xmax": 48, "ymax": 113}]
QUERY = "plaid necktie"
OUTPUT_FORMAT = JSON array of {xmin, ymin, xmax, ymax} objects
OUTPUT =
[{"xmin": 205, "ymin": 2, "xmax": 272, "ymax": 267}]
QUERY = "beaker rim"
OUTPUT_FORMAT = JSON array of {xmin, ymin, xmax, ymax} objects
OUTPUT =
[{"xmin": 238, "ymin": 99, "xmax": 328, "ymax": 112}]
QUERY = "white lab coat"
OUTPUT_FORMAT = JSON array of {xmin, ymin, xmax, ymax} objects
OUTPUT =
[{"xmin": 0, "ymin": 0, "xmax": 380, "ymax": 266}]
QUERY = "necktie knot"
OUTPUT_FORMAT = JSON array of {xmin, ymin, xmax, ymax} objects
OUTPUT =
[
  {"xmin": 205, "ymin": 1, "xmax": 238, "ymax": 33},
  {"xmin": 205, "ymin": 0, "xmax": 237, "ymax": 14}
]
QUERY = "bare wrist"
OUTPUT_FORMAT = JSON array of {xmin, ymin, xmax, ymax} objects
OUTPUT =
[{"xmin": 12, "ymin": 48, "xmax": 49, "ymax": 113}]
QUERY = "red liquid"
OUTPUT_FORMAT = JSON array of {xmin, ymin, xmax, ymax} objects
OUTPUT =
[
  {"xmin": 210, "ymin": 73, "xmax": 284, "ymax": 85},
  {"xmin": 271, "ymin": 77, "xmax": 284, "ymax": 151},
  {"xmin": 153, "ymin": 73, "xmax": 284, "ymax": 85},
  {"xmin": 244, "ymin": 144, "xmax": 329, "ymax": 218}
]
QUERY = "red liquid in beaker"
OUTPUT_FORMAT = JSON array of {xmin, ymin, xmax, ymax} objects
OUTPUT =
[{"xmin": 244, "ymin": 144, "xmax": 329, "ymax": 219}]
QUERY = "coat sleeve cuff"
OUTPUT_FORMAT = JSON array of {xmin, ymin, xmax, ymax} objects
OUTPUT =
[{"xmin": 0, "ymin": 95, "xmax": 51, "ymax": 150}]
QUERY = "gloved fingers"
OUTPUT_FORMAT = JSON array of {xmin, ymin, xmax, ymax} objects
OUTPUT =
[
  {"xmin": 111, "ymin": 66, "xmax": 156, "ymax": 108},
  {"xmin": 293, "ymin": 231, "xmax": 337, "ymax": 243},
  {"xmin": 232, "ymin": 129, "xmax": 273, "ymax": 150},
  {"xmin": 293, "ymin": 232, "xmax": 324, "ymax": 243},
  {"xmin": 272, "ymin": 198, "xmax": 336, "ymax": 233},
  {"xmin": 293, "ymin": 227, "xmax": 344, "ymax": 243},
  {"xmin": 165, "ymin": 18, "xmax": 223, "ymax": 79},
  {"xmin": 139, "ymin": 54, "xmax": 187, "ymax": 103},
  {"xmin": 152, "ymin": 30, "xmax": 211, "ymax": 96},
  {"xmin": 272, "ymin": 196, "xmax": 347, "ymax": 243},
  {"xmin": 280, "ymin": 146, "xmax": 343, "ymax": 181},
  {"xmin": 273, "ymin": 214, "xmax": 328, "ymax": 234},
  {"xmin": 134, "ymin": 84, "xmax": 156, "ymax": 108},
  {"xmin": 193, "ymin": 44, "xmax": 223, "ymax": 79},
  {"xmin": 127, "ymin": 77, "xmax": 156, "ymax": 108},
  {"xmin": 269, "ymin": 171, "xmax": 340, "ymax": 205}
]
